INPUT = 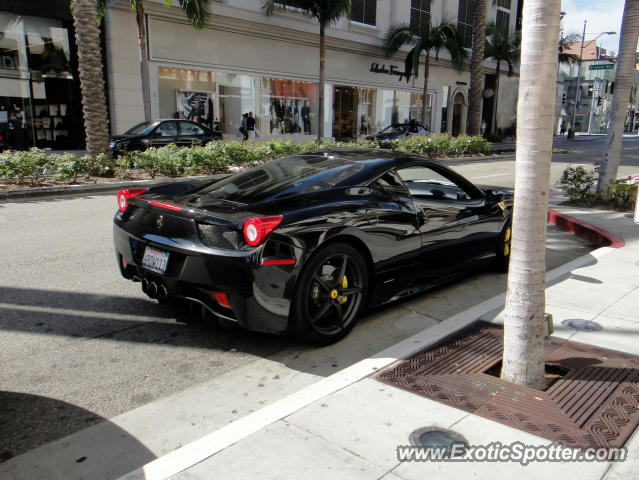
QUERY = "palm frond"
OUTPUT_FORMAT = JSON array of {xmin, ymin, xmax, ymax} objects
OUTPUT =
[
  {"xmin": 263, "ymin": 0, "xmax": 350, "ymax": 27},
  {"xmin": 178, "ymin": 0, "xmax": 211, "ymax": 29},
  {"xmin": 383, "ymin": 23, "xmax": 417, "ymax": 57}
]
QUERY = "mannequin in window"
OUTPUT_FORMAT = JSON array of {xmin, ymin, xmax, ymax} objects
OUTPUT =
[{"xmin": 301, "ymin": 101, "xmax": 311, "ymax": 133}]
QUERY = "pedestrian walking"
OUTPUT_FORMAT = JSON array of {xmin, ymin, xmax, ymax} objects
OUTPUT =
[
  {"xmin": 560, "ymin": 120, "xmax": 567, "ymax": 137},
  {"xmin": 240, "ymin": 113, "xmax": 248, "ymax": 141},
  {"xmin": 481, "ymin": 119, "xmax": 487, "ymax": 137},
  {"xmin": 247, "ymin": 111, "xmax": 256, "ymax": 141}
]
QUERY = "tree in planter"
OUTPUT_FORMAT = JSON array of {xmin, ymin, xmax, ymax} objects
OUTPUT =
[
  {"xmin": 597, "ymin": 0, "xmax": 639, "ymax": 190},
  {"xmin": 466, "ymin": 0, "xmax": 487, "ymax": 136},
  {"xmin": 72, "ymin": 0, "xmax": 111, "ymax": 159},
  {"xmin": 263, "ymin": 0, "xmax": 351, "ymax": 140},
  {"xmin": 384, "ymin": 17, "xmax": 467, "ymax": 129},
  {"xmin": 484, "ymin": 21, "xmax": 520, "ymax": 135},
  {"xmin": 97, "ymin": 0, "xmax": 212, "ymax": 122},
  {"xmin": 500, "ymin": 0, "xmax": 561, "ymax": 389}
]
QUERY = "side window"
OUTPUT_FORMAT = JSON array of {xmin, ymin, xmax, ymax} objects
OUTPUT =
[
  {"xmin": 370, "ymin": 171, "xmax": 408, "ymax": 195},
  {"xmin": 396, "ymin": 166, "xmax": 472, "ymax": 201},
  {"xmin": 179, "ymin": 121, "xmax": 204, "ymax": 136},
  {"xmin": 156, "ymin": 122, "xmax": 178, "ymax": 136}
]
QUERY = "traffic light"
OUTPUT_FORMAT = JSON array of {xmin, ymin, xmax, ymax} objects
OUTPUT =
[
  {"xmin": 597, "ymin": 97, "xmax": 603, "ymax": 106},
  {"xmin": 610, "ymin": 82, "xmax": 615, "ymax": 94},
  {"xmin": 562, "ymin": 93, "xmax": 566, "ymax": 105}
]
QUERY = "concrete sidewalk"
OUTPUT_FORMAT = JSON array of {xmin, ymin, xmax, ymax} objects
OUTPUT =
[{"xmin": 116, "ymin": 200, "xmax": 639, "ymax": 480}]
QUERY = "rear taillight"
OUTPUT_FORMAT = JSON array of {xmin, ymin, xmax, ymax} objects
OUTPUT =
[
  {"xmin": 149, "ymin": 200, "xmax": 182, "ymax": 211},
  {"xmin": 243, "ymin": 215, "xmax": 283, "ymax": 247},
  {"xmin": 117, "ymin": 188, "xmax": 148, "ymax": 212}
]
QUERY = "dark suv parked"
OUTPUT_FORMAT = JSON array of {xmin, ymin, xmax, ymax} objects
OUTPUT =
[{"xmin": 110, "ymin": 120, "xmax": 223, "ymax": 155}]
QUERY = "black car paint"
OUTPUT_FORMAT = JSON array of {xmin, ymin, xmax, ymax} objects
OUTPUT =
[{"xmin": 113, "ymin": 149, "xmax": 512, "ymax": 335}]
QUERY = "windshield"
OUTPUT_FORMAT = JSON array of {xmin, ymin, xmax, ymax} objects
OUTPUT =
[
  {"xmin": 379, "ymin": 125, "xmax": 407, "ymax": 135},
  {"xmin": 192, "ymin": 154, "xmax": 364, "ymax": 204},
  {"xmin": 124, "ymin": 122, "xmax": 159, "ymax": 135}
]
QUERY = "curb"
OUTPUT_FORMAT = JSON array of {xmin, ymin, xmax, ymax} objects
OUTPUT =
[{"xmin": 547, "ymin": 208, "xmax": 626, "ymax": 248}]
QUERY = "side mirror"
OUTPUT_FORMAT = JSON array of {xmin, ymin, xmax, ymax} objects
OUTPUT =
[{"xmin": 485, "ymin": 189, "xmax": 504, "ymax": 203}]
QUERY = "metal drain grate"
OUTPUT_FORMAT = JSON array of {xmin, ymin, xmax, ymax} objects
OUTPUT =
[{"xmin": 374, "ymin": 321, "xmax": 639, "ymax": 450}]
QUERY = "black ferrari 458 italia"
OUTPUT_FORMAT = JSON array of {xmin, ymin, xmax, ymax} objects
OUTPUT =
[{"xmin": 113, "ymin": 149, "xmax": 512, "ymax": 344}]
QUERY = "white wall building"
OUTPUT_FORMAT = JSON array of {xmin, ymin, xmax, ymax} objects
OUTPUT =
[{"xmin": 104, "ymin": 0, "xmax": 521, "ymax": 140}]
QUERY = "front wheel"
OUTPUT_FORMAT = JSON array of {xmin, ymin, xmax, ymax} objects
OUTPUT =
[{"xmin": 290, "ymin": 243, "xmax": 368, "ymax": 345}]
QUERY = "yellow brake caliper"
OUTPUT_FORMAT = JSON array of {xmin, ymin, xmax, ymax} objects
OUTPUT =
[
  {"xmin": 340, "ymin": 275, "xmax": 348, "ymax": 304},
  {"xmin": 504, "ymin": 228, "xmax": 511, "ymax": 256}
]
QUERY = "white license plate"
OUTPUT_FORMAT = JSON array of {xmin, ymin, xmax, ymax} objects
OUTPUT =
[{"xmin": 141, "ymin": 246, "xmax": 170, "ymax": 274}]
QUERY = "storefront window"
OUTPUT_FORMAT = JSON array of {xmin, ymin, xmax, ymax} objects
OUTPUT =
[
  {"xmin": 158, "ymin": 66, "xmax": 317, "ymax": 139},
  {"xmin": 0, "ymin": 13, "xmax": 80, "ymax": 150},
  {"xmin": 260, "ymin": 78, "xmax": 317, "ymax": 136}
]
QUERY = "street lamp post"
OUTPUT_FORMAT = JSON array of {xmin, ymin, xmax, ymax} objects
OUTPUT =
[
  {"xmin": 567, "ymin": 23, "xmax": 616, "ymax": 139},
  {"xmin": 567, "ymin": 21, "xmax": 588, "ymax": 140}
]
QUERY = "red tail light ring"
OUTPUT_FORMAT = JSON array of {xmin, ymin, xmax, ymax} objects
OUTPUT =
[
  {"xmin": 243, "ymin": 215, "xmax": 283, "ymax": 247},
  {"xmin": 117, "ymin": 188, "xmax": 148, "ymax": 212}
]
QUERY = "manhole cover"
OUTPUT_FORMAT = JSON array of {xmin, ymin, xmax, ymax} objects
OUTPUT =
[
  {"xmin": 409, "ymin": 427, "xmax": 468, "ymax": 456},
  {"xmin": 561, "ymin": 319, "xmax": 603, "ymax": 332}
]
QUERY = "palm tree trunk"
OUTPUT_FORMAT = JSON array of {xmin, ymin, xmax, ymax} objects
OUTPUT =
[
  {"xmin": 500, "ymin": 0, "xmax": 561, "ymax": 389},
  {"xmin": 467, "ymin": 0, "xmax": 487, "ymax": 135},
  {"xmin": 491, "ymin": 59, "xmax": 501, "ymax": 134},
  {"xmin": 72, "ymin": 0, "xmax": 111, "ymax": 159},
  {"xmin": 318, "ymin": 24, "xmax": 325, "ymax": 140},
  {"xmin": 421, "ymin": 54, "xmax": 430, "ymax": 127},
  {"xmin": 136, "ymin": 2, "xmax": 152, "ymax": 122},
  {"xmin": 597, "ymin": 0, "xmax": 639, "ymax": 190}
]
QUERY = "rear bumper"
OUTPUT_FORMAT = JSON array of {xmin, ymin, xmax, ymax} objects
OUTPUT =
[{"xmin": 113, "ymin": 222, "xmax": 300, "ymax": 334}]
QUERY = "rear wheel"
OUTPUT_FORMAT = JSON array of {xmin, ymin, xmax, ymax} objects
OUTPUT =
[
  {"xmin": 495, "ymin": 220, "xmax": 512, "ymax": 272},
  {"xmin": 290, "ymin": 243, "xmax": 368, "ymax": 345}
]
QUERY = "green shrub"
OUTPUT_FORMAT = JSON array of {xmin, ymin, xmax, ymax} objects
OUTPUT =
[
  {"xmin": 52, "ymin": 153, "xmax": 101, "ymax": 183},
  {"xmin": 599, "ymin": 179, "xmax": 637, "ymax": 211},
  {"xmin": 0, "ymin": 148, "xmax": 51, "ymax": 185},
  {"xmin": 557, "ymin": 165, "xmax": 598, "ymax": 202}
]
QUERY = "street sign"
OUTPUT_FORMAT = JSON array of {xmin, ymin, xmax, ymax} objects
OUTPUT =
[
  {"xmin": 589, "ymin": 64, "xmax": 615, "ymax": 70},
  {"xmin": 594, "ymin": 77, "xmax": 601, "ymax": 82}
]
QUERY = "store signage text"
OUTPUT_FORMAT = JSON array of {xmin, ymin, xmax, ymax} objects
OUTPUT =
[
  {"xmin": 589, "ymin": 64, "xmax": 615, "ymax": 70},
  {"xmin": 370, "ymin": 62, "xmax": 410, "ymax": 82}
]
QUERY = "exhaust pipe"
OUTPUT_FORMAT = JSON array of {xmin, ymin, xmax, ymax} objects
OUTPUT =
[
  {"xmin": 148, "ymin": 281, "xmax": 158, "ymax": 299},
  {"xmin": 141, "ymin": 278, "xmax": 149, "ymax": 294},
  {"xmin": 158, "ymin": 284, "xmax": 169, "ymax": 300}
]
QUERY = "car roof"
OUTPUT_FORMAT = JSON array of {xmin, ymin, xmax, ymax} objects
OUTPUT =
[{"xmin": 297, "ymin": 148, "xmax": 441, "ymax": 176}]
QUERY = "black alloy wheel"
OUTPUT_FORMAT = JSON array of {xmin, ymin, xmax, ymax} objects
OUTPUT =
[{"xmin": 291, "ymin": 243, "xmax": 368, "ymax": 345}]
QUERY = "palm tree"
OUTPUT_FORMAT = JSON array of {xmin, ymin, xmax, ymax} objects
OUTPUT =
[
  {"xmin": 467, "ymin": 0, "xmax": 487, "ymax": 136},
  {"xmin": 484, "ymin": 21, "xmax": 520, "ymax": 134},
  {"xmin": 384, "ymin": 17, "xmax": 467, "ymax": 129},
  {"xmin": 264, "ymin": 0, "xmax": 351, "ymax": 140},
  {"xmin": 72, "ymin": 0, "xmax": 111, "ymax": 159},
  {"xmin": 500, "ymin": 0, "xmax": 561, "ymax": 389},
  {"xmin": 97, "ymin": 0, "xmax": 212, "ymax": 122},
  {"xmin": 558, "ymin": 32, "xmax": 581, "ymax": 65},
  {"xmin": 597, "ymin": 0, "xmax": 639, "ymax": 190}
]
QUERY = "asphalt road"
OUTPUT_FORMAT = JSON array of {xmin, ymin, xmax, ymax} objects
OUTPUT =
[{"xmin": 0, "ymin": 144, "xmax": 607, "ymax": 462}]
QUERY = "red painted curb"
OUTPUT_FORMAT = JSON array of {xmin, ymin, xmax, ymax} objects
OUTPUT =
[{"xmin": 547, "ymin": 208, "xmax": 625, "ymax": 248}]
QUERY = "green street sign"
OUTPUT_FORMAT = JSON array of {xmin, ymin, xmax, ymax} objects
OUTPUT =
[
  {"xmin": 589, "ymin": 63, "xmax": 615, "ymax": 70},
  {"xmin": 594, "ymin": 77, "xmax": 601, "ymax": 82}
]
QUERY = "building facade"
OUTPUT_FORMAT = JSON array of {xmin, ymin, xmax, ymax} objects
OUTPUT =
[
  {"xmin": 0, "ymin": 0, "xmax": 85, "ymax": 150},
  {"xmin": 105, "ymin": 0, "xmax": 521, "ymax": 141}
]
